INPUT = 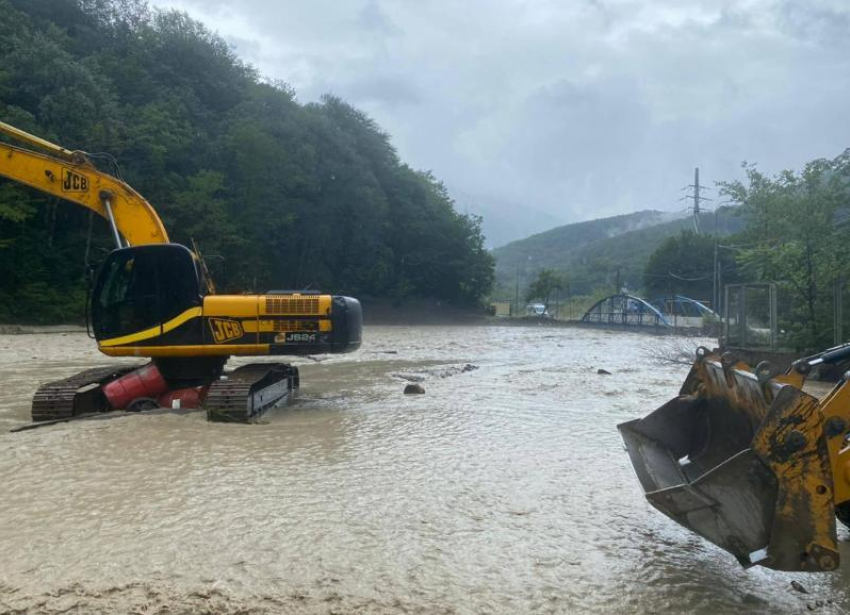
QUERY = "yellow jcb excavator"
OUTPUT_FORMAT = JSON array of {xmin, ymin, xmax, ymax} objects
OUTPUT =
[
  {"xmin": 0, "ymin": 120, "xmax": 362, "ymax": 423},
  {"xmin": 619, "ymin": 345, "xmax": 850, "ymax": 572}
]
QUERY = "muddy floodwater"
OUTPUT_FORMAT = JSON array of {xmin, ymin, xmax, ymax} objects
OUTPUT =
[{"xmin": 1, "ymin": 325, "xmax": 849, "ymax": 614}]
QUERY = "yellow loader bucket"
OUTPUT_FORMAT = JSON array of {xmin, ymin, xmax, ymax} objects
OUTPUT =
[{"xmin": 618, "ymin": 348, "xmax": 839, "ymax": 572}]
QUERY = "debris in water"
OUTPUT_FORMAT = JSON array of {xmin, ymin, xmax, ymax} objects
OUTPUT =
[
  {"xmin": 394, "ymin": 373, "xmax": 426, "ymax": 382},
  {"xmin": 791, "ymin": 580, "xmax": 809, "ymax": 594},
  {"xmin": 597, "ymin": 368, "xmax": 612, "ymax": 375},
  {"xmin": 393, "ymin": 364, "xmax": 478, "ymax": 383},
  {"xmin": 740, "ymin": 593, "xmax": 768, "ymax": 606},
  {"xmin": 404, "ymin": 383, "xmax": 425, "ymax": 395}
]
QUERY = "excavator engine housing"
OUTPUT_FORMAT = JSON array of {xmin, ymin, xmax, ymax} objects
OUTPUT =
[{"xmin": 90, "ymin": 244, "xmax": 362, "ymax": 358}]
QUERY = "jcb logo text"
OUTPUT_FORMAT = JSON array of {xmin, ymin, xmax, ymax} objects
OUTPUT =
[
  {"xmin": 209, "ymin": 318, "xmax": 244, "ymax": 344},
  {"xmin": 62, "ymin": 168, "xmax": 89, "ymax": 192}
]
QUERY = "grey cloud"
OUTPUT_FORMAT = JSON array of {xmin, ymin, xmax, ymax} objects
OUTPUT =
[
  {"xmin": 344, "ymin": 74, "xmax": 421, "ymax": 107},
  {"xmin": 358, "ymin": 0, "xmax": 401, "ymax": 35},
  {"xmin": 777, "ymin": 1, "xmax": 850, "ymax": 43},
  {"xmin": 150, "ymin": 0, "xmax": 850, "ymax": 229}
]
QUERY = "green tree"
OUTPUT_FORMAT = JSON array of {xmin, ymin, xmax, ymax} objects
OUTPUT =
[
  {"xmin": 720, "ymin": 153, "xmax": 850, "ymax": 350},
  {"xmin": 0, "ymin": 0, "xmax": 495, "ymax": 322},
  {"xmin": 643, "ymin": 230, "xmax": 736, "ymax": 303},
  {"xmin": 526, "ymin": 268, "xmax": 566, "ymax": 312}
]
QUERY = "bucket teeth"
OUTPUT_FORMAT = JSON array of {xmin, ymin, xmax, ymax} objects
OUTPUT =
[{"xmin": 619, "ymin": 354, "xmax": 838, "ymax": 572}]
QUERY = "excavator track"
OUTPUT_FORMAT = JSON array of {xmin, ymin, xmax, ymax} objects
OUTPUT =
[
  {"xmin": 204, "ymin": 363, "xmax": 299, "ymax": 423},
  {"xmin": 31, "ymin": 364, "xmax": 139, "ymax": 422}
]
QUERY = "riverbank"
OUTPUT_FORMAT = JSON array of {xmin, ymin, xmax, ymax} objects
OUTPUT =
[
  {"xmin": 0, "ymin": 316, "xmax": 707, "ymax": 334},
  {"xmin": 0, "ymin": 299, "xmax": 491, "ymax": 332},
  {"xmin": 0, "ymin": 298, "xmax": 719, "ymax": 336},
  {"xmin": 361, "ymin": 298, "xmax": 490, "ymax": 325},
  {"xmin": 0, "ymin": 324, "xmax": 87, "ymax": 335}
]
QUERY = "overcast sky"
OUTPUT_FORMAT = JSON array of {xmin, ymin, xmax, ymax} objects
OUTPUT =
[{"xmin": 149, "ymin": 0, "xmax": 850, "ymax": 225}]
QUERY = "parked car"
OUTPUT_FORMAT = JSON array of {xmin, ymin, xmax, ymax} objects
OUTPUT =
[{"xmin": 526, "ymin": 303, "xmax": 550, "ymax": 318}]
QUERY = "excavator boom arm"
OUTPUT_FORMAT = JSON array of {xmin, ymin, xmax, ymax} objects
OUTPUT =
[{"xmin": 0, "ymin": 121, "xmax": 169, "ymax": 245}]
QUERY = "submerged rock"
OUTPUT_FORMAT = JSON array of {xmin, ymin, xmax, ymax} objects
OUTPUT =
[
  {"xmin": 404, "ymin": 383, "xmax": 426, "ymax": 395},
  {"xmin": 597, "ymin": 368, "xmax": 612, "ymax": 375}
]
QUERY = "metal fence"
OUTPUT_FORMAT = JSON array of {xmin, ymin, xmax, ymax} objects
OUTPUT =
[
  {"xmin": 721, "ymin": 282, "xmax": 850, "ymax": 352},
  {"xmin": 722, "ymin": 284, "xmax": 777, "ymax": 349}
]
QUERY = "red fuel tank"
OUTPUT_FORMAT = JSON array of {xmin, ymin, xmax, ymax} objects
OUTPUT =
[
  {"xmin": 158, "ymin": 386, "xmax": 208, "ymax": 410},
  {"xmin": 102, "ymin": 364, "xmax": 168, "ymax": 409}
]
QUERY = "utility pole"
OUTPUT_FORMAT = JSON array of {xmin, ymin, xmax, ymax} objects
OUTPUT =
[
  {"xmin": 669, "ymin": 275, "xmax": 676, "ymax": 329},
  {"xmin": 514, "ymin": 262, "xmax": 520, "ymax": 317},
  {"xmin": 835, "ymin": 278, "xmax": 845, "ymax": 345},
  {"xmin": 713, "ymin": 242, "xmax": 719, "ymax": 313},
  {"xmin": 615, "ymin": 266, "xmax": 621, "ymax": 295},
  {"xmin": 693, "ymin": 168, "xmax": 701, "ymax": 233},
  {"xmin": 712, "ymin": 204, "xmax": 726, "ymax": 314},
  {"xmin": 682, "ymin": 167, "xmax": 712, "ymax": 234}
]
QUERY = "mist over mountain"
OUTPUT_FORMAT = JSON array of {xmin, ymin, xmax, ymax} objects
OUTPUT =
[
  {"xmin": 493, "ymin": 210, "xmax": 682, "ymax": 267},
  {"xmin": 450, "ymin": 190, "xmax": 567, "ymax": 249}
]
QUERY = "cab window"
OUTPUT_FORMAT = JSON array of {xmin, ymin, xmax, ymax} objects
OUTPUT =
[{"xmin": 92, "ymin": 245, "xmax": 202, "ymax": 340}]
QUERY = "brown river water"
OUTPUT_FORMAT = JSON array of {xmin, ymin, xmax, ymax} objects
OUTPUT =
[{"xmin": 0, "ymin": 325, "xmax": 849, "ymax": 614}]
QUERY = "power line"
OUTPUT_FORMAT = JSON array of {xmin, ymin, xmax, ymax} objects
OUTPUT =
[
  {"xmin": 643, "ymin": 271, "xmax": 722, "ymax": 280},
  {"xmin": 668, "ymin": 271, "xmax": 714, "ymax": 282}
]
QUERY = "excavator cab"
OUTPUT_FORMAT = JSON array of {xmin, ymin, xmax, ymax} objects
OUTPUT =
[
  {"xmin": 91, "ymin": 244, "xmax": 203, "ymax": 343},
  {"xmin": 619, "ymin": 347, "xmax": 849, "ymax": 572}
]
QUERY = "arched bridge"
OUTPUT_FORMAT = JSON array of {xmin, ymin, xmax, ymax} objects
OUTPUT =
[
  {"xmin": 581, "ymin": 294, "xmax": 671, "ymax": 327},
  {"xmin": 650, "ymin": 295, "xmax": 717, "ymax": 318}
]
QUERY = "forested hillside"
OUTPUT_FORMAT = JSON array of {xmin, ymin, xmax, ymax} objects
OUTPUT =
[
  {"xmin": 492, "ymin": 209, "xmax": 743, "ymax": 299},
  {"xmin": 493, "ymin": 210, "xmax": 674, "ymax": 271},
  {"xmin": 0, "ymin": 0, "xmax": 494, "ymax": 323}
]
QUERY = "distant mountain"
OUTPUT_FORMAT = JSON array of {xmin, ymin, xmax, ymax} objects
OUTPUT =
[
  {"xmin": 492, "ymin": 208, "xmax": 742, "ymax": 297},
  {"xmin": 492, "ymin": 209, "xmax": 681, "ymax": 267},
  {"xmin": 450, "ymin": 190, "xmax": 568, "ymax": 249}
]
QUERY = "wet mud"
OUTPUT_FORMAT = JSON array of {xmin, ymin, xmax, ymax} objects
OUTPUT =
[{"xmin": 1, "ymin": 326, "xmax": 849, "ymax": 614}]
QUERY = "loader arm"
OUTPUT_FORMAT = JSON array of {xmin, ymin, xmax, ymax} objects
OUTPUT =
[
  {"xmin": 792, "ymin": 347, "xmax": 850, "ymax": 517},
  {"xmin": 0, "ymin": 120, "xmax": 169, "ymax": 246}
]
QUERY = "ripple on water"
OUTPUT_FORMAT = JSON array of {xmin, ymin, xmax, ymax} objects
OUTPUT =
[{"xmin": 1, "ymin": 326, "xmax": 849, "ymax": 614}]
